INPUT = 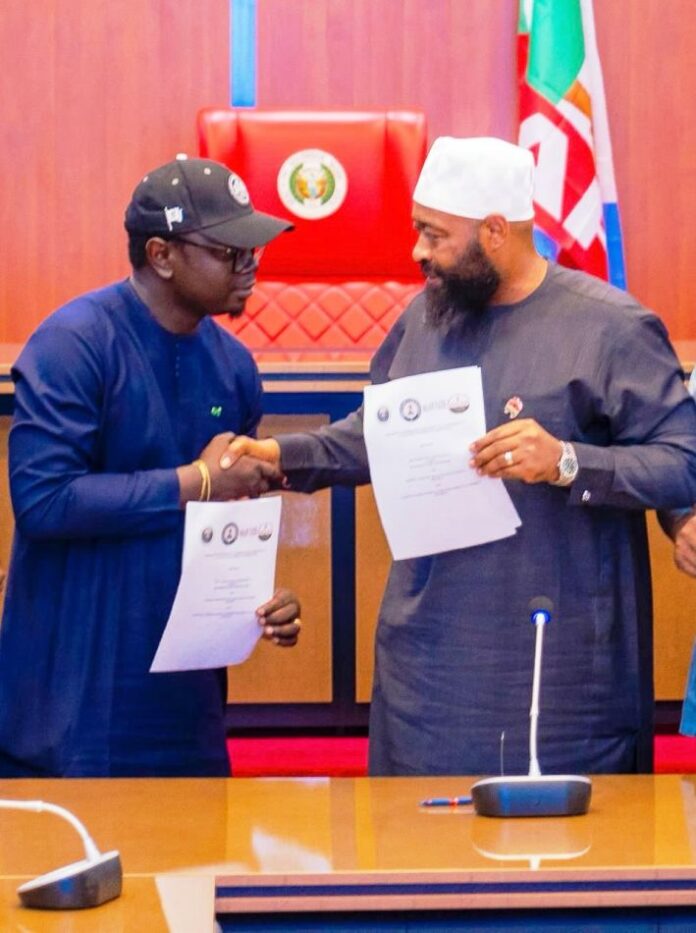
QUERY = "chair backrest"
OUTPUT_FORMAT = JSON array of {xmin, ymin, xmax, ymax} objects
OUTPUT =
[{"xmin": 197, "ymin": 108, "xmax": 427, "ymax": 283}]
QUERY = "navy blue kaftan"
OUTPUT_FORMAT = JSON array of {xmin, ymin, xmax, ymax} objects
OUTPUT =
[
  {"xmin": 278, "ymin": 264, "xmax": 696, "ymax": 776},
  {"xmin": 0, "ymin": 281, "xmax": 262, "ymax": 776}
]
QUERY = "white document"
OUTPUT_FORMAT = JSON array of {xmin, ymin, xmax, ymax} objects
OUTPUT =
[
  {"xmin": 150, "ymin": 497, "xmax": 282, "ymax": 672},
  {"xmin": 363, "ymin": 366, "xmax": 520, "ymax": 560}
]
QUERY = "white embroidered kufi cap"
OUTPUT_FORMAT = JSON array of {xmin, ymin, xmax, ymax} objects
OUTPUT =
[{"xmin": 413, "ymin": 136, "xmax": 535, "ymax": 222}]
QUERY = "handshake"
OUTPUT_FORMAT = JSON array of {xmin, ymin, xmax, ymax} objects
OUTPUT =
[{"xmin": 177, "ymin": 433, "xmax": 283, "ymax": 505}]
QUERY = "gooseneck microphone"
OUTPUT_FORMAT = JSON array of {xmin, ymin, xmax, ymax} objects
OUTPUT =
[
  {"xmin": 470, "ymin": 597, "xmax": 592, "ymax": 818},
  {"xmin": 0, "ymin": 799, "xmax": 122, "ymax": 909},
  {"xmin": 528, "ymin": 596, "xmax": 553, "ymax": 778}
]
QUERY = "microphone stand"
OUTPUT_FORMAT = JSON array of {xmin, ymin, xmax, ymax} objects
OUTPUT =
[
  {"xmin": 528, "ymin": 605, "xmax": 545, "ymax": 778},
  {"xmin": 0, "ymin": 799, "xmax": 122, "ymax": 909},
  {"xmin": 470, "ymin": 598, "xmax": 592, "ymax": 818}
]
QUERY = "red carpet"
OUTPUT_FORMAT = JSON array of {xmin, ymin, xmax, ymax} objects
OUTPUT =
[
  {"xmin": 228, "ymin": 737, "xmax": 369, "ymax": 777},
  {"xmin": 654, "ymin": 734, "xmax": 696, "ymax": 773},
  {"xmin": 228, "ymin": 735, "xmax": 696, "ymax": 777}
]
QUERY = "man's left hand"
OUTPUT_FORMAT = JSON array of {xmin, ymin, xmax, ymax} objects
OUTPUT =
[
  {"xmin": 674, "ymin": 512, "xmax": 696, "ymax": 578},
  {"xmin": 470, "ymin": 418, "xmax": 562, "ymax": 483},
  {"xmin": 257, "ymin": 588, "xmax": 302, "ymax": 647}
]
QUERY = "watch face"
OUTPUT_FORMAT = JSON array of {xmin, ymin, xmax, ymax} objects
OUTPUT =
[
  {"xmin": 560, "ymin": 453, "xmax": 578, "ymax": 479},
  {"xmin": 553, "ymin": 444, "xmax": 578, "ymax": 486}
]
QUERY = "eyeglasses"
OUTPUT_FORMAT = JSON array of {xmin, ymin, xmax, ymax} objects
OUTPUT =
[{"xmin": 173, "ymin": 237, "xmax": 264, "ymax": 272}]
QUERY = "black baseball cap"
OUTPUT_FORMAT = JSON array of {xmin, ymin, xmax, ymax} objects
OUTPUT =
[{"xmin": 124, "ymin": 156, "xmax": 293, "ymax": 248}]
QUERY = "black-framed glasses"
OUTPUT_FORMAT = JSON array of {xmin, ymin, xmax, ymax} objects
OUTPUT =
[{"xmin": 173, "ymin": 237, "xmax": 264, "ymax": 272}]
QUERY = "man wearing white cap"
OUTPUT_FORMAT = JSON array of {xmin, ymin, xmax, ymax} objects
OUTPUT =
[{"xmin": 224, "ymin": 137, "xmax": 696, "ymax": 776}]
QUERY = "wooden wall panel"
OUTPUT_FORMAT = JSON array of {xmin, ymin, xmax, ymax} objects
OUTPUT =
[
  {"xmin": 0, "ymin": 0, "xmax": 230, "ymax": 341},
  {"xmin": 355, "ymin": 486, "xmax": 389, "ymax": 703},
  {"xmin": 593, "ymin": 0, "xmax": 696, "ymax": 343},
  {"xmin": 228, "ymin": 414, "xmax": 333, "ymax": 703},
  {"xmin": 257, "ymin": 0, "xmax": 517, "ymax": 147},
  {"xmin": 648, "ymin": 511, "xmax": 696, "ymax": 701}
]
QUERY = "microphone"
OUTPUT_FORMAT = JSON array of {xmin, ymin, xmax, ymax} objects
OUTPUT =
[
  {"xmin": 0, "ymin": 799, "xmax": 122, "ymax": 909},
  {"xmin": 470, "ymin": 597, "xmax": 592, "ymax": 818}
]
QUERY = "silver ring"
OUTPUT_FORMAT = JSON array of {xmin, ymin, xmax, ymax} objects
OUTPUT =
[{"xmin": 503, "ymin": 450, "xmax": 514, "ymax": 466}]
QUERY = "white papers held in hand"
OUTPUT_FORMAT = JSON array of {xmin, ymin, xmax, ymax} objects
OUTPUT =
[
  {"xmin": 150, "ymin": 497, "xmax": 282, "ymax": 672},
  {"xmin": 363, "ymin": 366, "xmax": 520, "ymax": 561}
]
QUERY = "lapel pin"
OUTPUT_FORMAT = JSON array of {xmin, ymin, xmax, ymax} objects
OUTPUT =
[{"xmin": 504, "ymin": 396, "xmax": 523, "ymax": 419}]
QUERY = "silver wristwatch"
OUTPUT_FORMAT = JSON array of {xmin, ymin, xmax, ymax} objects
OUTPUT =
[{"xmin": 552, "ymin": 441, "xmax": 579, "ymax": 487}]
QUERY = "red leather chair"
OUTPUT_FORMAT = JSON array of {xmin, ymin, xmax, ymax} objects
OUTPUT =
[{"xmin": 197, "ymin": 108, "xmax": 427, "ymax": 360}]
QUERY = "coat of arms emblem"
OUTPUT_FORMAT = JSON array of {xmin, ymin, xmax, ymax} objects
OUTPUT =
[{"xmin": 277, "ymin": 148, "xmax": 348, "ymax": 220}]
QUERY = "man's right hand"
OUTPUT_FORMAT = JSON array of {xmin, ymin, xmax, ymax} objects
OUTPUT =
[{"xmin": 177, "ymin": 433, "xmax": 284, "ymax": 504}]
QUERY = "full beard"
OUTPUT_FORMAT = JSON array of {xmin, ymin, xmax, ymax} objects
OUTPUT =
[{"xmin": 422, "ymin": 240, "xmax": 501, "ymax": 329}]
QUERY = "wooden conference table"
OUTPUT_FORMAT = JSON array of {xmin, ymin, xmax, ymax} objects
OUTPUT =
[{"xmin": 0, "ymin": 775, "xmax": 695, "ymax": 930}]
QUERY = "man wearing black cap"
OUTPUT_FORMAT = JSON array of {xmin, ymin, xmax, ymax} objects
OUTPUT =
[{"xmin": 0, "ymin": 156, "xmax": 298, "ymax": 777}]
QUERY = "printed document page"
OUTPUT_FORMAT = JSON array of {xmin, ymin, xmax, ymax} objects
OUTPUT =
[
  {"xmin": 151, "ymin": 497, "xmax": 281, "ymax": 671},
  {"xmin": 363, "ymin": 366, "xmax": 520, "ymax": 560}
]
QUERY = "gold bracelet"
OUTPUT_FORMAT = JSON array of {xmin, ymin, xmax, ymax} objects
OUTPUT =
[{"xmin": 192, "ymin": 459, "xmax": 211, "ymax": 502}]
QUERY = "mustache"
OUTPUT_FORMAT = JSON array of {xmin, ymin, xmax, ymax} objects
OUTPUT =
[{"xmin": 420, "ymin": 260, "xmax": 437, "ymax": 278}]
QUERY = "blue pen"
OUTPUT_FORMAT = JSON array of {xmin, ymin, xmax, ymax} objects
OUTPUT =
[{"xmin": 419, "ymin": 795, "xmax": 472, "ymax": 807}]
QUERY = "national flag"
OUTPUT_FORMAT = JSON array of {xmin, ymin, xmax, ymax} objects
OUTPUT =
[{"xmin": 517, "ymin": 0, "xmax": 626, "ymax": 288}]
